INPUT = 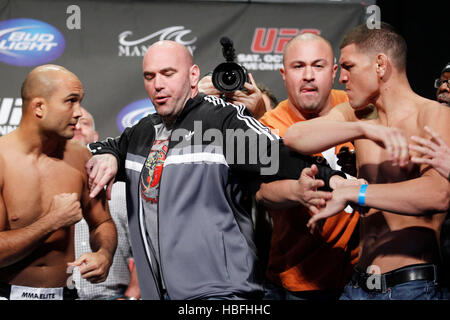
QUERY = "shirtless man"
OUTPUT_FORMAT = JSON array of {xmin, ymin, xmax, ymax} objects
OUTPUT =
[
  {"xmin": 0, "ymin": 65, "xmax": 117, "ymax": 300},
  {"xmin": 284, "ymin": 23, "xmax": 450, "ymax": 300}
]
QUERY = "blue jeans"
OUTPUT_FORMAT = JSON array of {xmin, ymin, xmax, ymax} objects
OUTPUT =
[{"xmin": 340, "ymin": 280, "xmax": 443, "ymax": 300}]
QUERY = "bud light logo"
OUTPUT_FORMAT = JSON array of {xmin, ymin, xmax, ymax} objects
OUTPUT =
[
  {"xmin": 117, "ymin": 99, "xmax": 156, "ymax": 132},
  {"xmin": 0, "ymin": 18, "xmax": 66, "ymax": 67}
]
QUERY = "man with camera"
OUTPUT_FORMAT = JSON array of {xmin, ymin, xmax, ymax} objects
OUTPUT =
[
  {"xmin": 198, "ymin": 37, "xmax": 271, "ymax": 120},
  {"xmin": 84, "ymin": 40, "xmax": 351, "ymax": 300},
  {"xmin": 256, "ymin": 33, "xmax": 360, "ymax": 300}
]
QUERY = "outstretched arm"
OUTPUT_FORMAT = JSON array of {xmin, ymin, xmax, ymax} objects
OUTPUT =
[
  {"xmin": 256, "ymin": 165, "xmax": 332, "ymax": 214},
  {"xmin": 87, "ymin": 122, "xmax": 137, "ymax": 199},
  {"xmin": 284, "ymin": 103, "xmax": 360, "ymax": 154},
  {"xmin": 284, "ymin": 103, "xmax": 410, "ymax": 166},
  {"xmin": 86, "ymin": 153, "xmax": 118, "ymax": 199},
  {"xmin": 308, "ymin": 110, "xmax": 450, "ymax": 230},
  {"xmin": 308, "ymin": 171, "xmax": 450, "ymax": 232},
  {"xmin": 311, "ymin": 169, "xmax": 448, "ymax": 222},
  {"xmin": 256, "ymin": 163, "xmax": 366, "ymax": 214}
]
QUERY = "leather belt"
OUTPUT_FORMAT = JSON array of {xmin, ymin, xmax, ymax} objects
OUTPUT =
[{"xmin": 351, "ymin": 263, "xmax": 438, "ymax": 293}]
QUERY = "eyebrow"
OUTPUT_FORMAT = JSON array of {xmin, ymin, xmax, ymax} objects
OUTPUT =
[
  {"xmin": 65, "ymin": 93, "xmax": 84, "ymax": 102},
  {"xmin": 290, "ymin": 58, "xmax": 328, "ymax": 65},
  {"xmin": 65, "ymin": 93, "xmax": 81, "ymax": 99},
  {"xmin": 143, "ymin": 67, "xmax": 177, "ymax": 76}
]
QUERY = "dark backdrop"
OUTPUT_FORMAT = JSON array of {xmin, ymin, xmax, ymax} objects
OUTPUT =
[{"xmin": 377, "ymin": 0, "xmax": 449, "ymax": 101}]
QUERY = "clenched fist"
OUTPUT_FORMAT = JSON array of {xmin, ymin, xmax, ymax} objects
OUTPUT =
[{"xmin": 47, "ymin": 193, "xmax": 82, "ymax": 231}]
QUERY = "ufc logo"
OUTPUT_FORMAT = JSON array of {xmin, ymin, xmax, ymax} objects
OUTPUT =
[
  {"xmin": 251, "ymin": 28, "xmax": 320, "ymax": 54},
  {"xmin": 0, "ymin": 98, "xmax": 22, "ymax": 126}
]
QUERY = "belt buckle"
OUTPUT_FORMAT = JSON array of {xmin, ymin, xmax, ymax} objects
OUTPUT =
[{"xmin": 432, "ymin": 265, "xmax": 438, "ymax": 284}]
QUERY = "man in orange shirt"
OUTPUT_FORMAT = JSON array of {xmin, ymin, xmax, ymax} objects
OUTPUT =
[{"xmin": 257, "ymin": 33, "xmax": 360, "ymax": 300}]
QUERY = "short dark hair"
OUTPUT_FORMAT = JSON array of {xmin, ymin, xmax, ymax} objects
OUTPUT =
[{"xmin": 340, "ymin": 22, "xmax": 407, "ymax": 71}]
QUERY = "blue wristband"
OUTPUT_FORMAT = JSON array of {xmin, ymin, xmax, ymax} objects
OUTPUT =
[{"xmin": 358, "ymin": 184, "xmax": 368, "ymax": 206}]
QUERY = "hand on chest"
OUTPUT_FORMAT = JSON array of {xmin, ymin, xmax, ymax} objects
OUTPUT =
[{"xmin": 4, "ymin": 159, "xmax": 84, "ymax": 228}]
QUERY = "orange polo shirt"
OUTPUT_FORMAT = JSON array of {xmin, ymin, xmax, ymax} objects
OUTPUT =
[{"xmin": 259, "ymin": 90, "xmax": 359, "ymax": 291}]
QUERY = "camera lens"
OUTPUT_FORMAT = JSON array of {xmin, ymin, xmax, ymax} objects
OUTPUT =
[
  {"xmin": 212, "ymin": 62, "xmax": 248, "ymax": 93},
  {"xmin": 218, "ymin": 69, "xmax": 240, "ymax": 91},
  {"xmin": 222, "ymin": 71, "xmax": 237, "ymax": 86}
]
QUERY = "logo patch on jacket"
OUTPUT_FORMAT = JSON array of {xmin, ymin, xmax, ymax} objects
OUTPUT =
[{"xmin": 141, "ymin": 139, "xmax": 169, "ymax": 203}]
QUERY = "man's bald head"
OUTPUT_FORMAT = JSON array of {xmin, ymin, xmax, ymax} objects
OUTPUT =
[
  {"xmin": 21, "ymin": 64, "xmax": 80, "ymax": 110},
  {"xmin": 144, "ymin": 40, "xmax": 194, "ymax": 68},
  {"xmin": 18, "ymin": 64, "xmax": 84, "ymax": 139},
  {"xmin": 283, "ymin": 33, "xmax": 335, "ymax": 67}
]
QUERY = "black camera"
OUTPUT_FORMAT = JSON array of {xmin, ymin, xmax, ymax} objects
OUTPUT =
[{"xmin": 212, "ymin": 37, "xmax": 249, "ymax": 93}]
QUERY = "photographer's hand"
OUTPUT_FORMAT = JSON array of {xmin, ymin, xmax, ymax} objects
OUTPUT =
[
  {"xmin": 224, "ymin": 73, "xmax": 266, "ymax": 119},
  {"xmin": 198, "ymin": 75, "xmax": 221, "ymax": 97},
  {"xmin": 200, "ymin": 73, "xmax": 267, "ymax": 119}
]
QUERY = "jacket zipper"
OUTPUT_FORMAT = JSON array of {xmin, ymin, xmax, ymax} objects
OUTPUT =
[
  {"xmin": 156, "ymin": 129, "xmax": 172, "ymax": 300},
  {"xmin": 137, "ymin": 126, "xmax": 165, "ymax": 299},
  {"xmin": 152, "ymin": 108, "xmax": 194, "ymax": 299}
]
